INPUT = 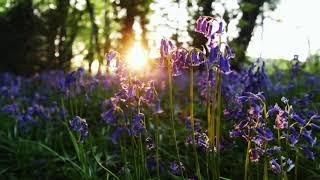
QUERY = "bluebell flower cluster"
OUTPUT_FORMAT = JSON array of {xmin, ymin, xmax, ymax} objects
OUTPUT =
[
  {"xmin": 103, "ymin": 50, "xmax": 160, "ymax": 146},
  {"xmin": 230, "ymin": 92, "xmax": 275, "ymax": 161}
]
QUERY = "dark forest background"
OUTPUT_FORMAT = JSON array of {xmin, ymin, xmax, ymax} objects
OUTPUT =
[{"xmin": 0, "ymin": 0, "xmax": 279, "ymax": 75}]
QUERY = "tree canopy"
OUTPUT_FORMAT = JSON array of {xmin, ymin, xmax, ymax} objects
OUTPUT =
[{"xmin": 0, "ymin": 0, "xmax": 279, "ymax": 75}]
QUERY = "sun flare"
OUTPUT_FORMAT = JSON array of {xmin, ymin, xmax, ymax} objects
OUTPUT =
[{"xmin": 126, "ymin": 42, "xmax": 148, "ymax": 71}]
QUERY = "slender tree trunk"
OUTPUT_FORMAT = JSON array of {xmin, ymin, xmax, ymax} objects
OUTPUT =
[
  {"xmin": 231, "ymin": 0, "xmax": 264, "ymax": 67},
  {"xmin": 119, "ymin": 0, "xmax": 135, "ymax": 54},
  {"xmin": 86, "ymin": 0, "xmax": 101, "ymax": 73}
]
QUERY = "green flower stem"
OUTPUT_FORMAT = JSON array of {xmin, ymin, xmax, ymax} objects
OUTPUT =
[
  {"xmin": 244, "ymin": 140, "xmax": 252, "ymax": 180},
  {"xmin": 263, "ymin": 155, "xmax": 268, "ymax": 180},
  {"xmin": 295, "ymin": 150, "xmax": 298, "ymax": 180},
  {"xmin": 155, "ymin": 114, "xmax": 160, "ymax": 180},
  {"xmin": 210, "ymin": 68, "xmax": 220, "ymax": 179},
  {"xmin": 205, "ymin": 60, "xmax": 211, "ymax": 178},
  {"xmin": 167, "ymin": 57, "xmax": 183, "ymax": 178},
  {"xmin": 190, "ymin": 63, "xmax": 201, "ymax": 179},
  {"xmin": 215, "ymin": 70, "xmax": 222, "ymax": 178}
]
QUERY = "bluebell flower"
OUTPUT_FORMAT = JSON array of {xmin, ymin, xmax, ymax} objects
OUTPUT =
[
  {"xmin": 101, "ymin": 108, "xmax": 116, "ymax": 124},
  {"xmin": 153, "ymin": 99, "xmax": 163, "ymax": 114},
  {"xmin": 292, "ymin": 114, "xmax": 306, "ymax": 126},
  {"xmin": 219, "ymin": 55, "xmax": 231, "ymax": 73},
  {"xmin": 69, "ymin": 116, "xmax": 89, "ymax": 143},
  {"xmin": 185, "ymin": 131, "xmax": 210, "ymax": 151},
  {"xmin": 225, "ymin": 44, "xmax": 235, "ymax": 58},
  {"xmin": 190, "ymin": 50, "xmax": 205, "ymax": 67},
  {"xmin": 65, "ymin": 71, "xmax": 77, "ymax": 86},
  {"xmin": 146, "ymin": 137, "xmax": 156, "ymax": 151},
  {"xmin": 257, "ymin": 128, "xmax": 273, "ymax": 141},
  {"xmin": 236, "ymin": 96, "xmax": 249, "ymax": 104},
  {"xmin": 302, "ymin": 146, "xmax": 315, "ymax": 159},
  {"xmin": 249, "ymin": 148, "xmax": 260, "ymax": 162},
  {"xmin": 266, "ymin": 146, "xmax": 281, "ymax": 155},
  {"xmin": 270, "ymin": 159, "xmax": 282, "ymax": 174},
  {"xmin": 229, "ymin": 130, "xmax": 243, "ymax": 138},
  {"xmin": 185, "ymin": 116, "xmax": 200, "ymax": 131},
  {"xmin": 172, "ymin": 63, "xmax": 182, "ymax": 76},
  {"xmin": 267, "ymin": 104, "xmax": 281, "ymax": 116},
  {"xmin": 289, "ymin": 126, "xmax": 299, "ymax": 145},
  {"xmin": 160, "ymin": 39, "xmax": 174, "ymax": 57},
  {"xmin": 310, "ymin": 114, "xmax": 320, "ymax": 121},
  {"xmin": 132, "ymin": 113, "xmax": 145, "ymax": 136},
  {"xmin": 272, "ymin": 107, "xmax": 288, "ymax": 129},
  {"xmin": 146, "ymin": 155, "xmax": 157, "ymax": 171},
  {"xmin": 1, "ymin": 104, "xmax": 18, "ymax": 114},
  {"xmin": 105, "ymin": 50, "xmax": 118, "ymax": 66},
  {"xmin": 310, "ymin": 123, "xmax": 320, "ymax": 130},
  {"xmin": 111, "ymin": 127, "xmax": 130, "ymax": 144},
  {"xmin": 302, "ymin": 130, "xmax": 317, "ymax": 147},
  {"xmin": 207, "ymin": 46, "xmax": 220, "ymax": 64},
  {"xmin": 170, "ymin": 161, "xmax": 185, "ymax": 176}
]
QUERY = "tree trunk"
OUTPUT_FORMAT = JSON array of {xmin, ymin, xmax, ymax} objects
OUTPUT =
[{"xmin": 230, "ymin": 0, "xmax": 264, "ymax": 68}]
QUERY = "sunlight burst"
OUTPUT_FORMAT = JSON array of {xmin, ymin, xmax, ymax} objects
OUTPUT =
[{"xmin": 126, "ymin": 42, "xmax": 148, "ymax": 71}]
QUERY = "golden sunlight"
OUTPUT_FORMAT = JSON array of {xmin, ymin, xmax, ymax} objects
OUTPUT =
[
  {"xmin": 90, "ymin": 59, "xmax": 99, "ymax": 75},
  {"xmin": 126, "ymin": 42, "xmax": 148, "ymax": 71}
]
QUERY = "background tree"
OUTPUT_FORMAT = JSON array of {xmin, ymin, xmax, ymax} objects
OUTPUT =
[
  {"xmin": 230, "ymin": 0, "xmax": 279, "ymax": 68},
  {"xmin": 116, "ymin": 0, "xmax": 153, "ymax": 54}
]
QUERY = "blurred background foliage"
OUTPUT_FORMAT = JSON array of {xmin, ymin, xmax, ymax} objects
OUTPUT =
[{"xmin": 0, "ymin": 0, "xmax": 280, "ymax": 75}]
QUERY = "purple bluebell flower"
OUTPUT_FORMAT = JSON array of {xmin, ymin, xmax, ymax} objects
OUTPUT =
[
  {"xmin": 253, "ymin": 136, "xmax": 265, "ymax": 147},
  {"xmin": 236, "ymin": 96, "xmax": 249, "ymax": 103},
  {"xmin": 105, "ymin": 50, "xmax": 118, "ymax": 66},
  {"xmin": 275, "ymin": 109, "xmax": 288, "ymax": 129},
  {"xmin": 289, "ymin": 126, "xmax": 299, "ymax": 145},
  {"xmin": 1, "ymin": 104, "xmax": 18, "ymax": 114},
  {"xmin": 218, "ymin": 22, "xmax": 223, "ymax": 33},
  {"xmin": 310, "ymin": 123, "xmax": 320, "ymax": 130},
  {"xmin": 132, "ymin": 113, "xmax": 145, "ymax": 136},
  {"xmin": 172, "ymin": 63, "xmax": 182, "ymax": 76},
  {"xmin": 219, "ymin": 55, "xmax": 231, "ymax": 73},
  {"xmin": 311, "ymin": 114, "xmax": 320, "ymax": 121},
  {"xmin": 111, "ymin": 127, "xmax": 130, "ymax": 144},
  {"xmin": 225, "ymin": 44, "xmax": 235, "ymax": 58},
  {"xmin": 185, "ymin": 131, "xmax": 210, "ymax": 151},
  {"xmin": 235, "ymin": 119, "xmax": 249, "ymax": 130},
  {"xmin": 230, "ymin": 130, "xmax": 243, "ymax": 138},
  {"xmin": 146, "ymin": 155, "xmax": 157, "ymax": 171},
  {"xmin": 70, "ymin": 116, "xmax": 88, "ymax": 143},
  {"xmin": 185, "ymin": 116, "xmax": 200, "ymax": 131},
  {"xmin": 160, "ymin": 39, "xmax": 174, "ymax": 57},
  {"xmin": 266, "ymin": 146, "xmax": 281, "ymax": 155},
  {"xmin": 190, "ymin": 50, "xmax": 205, "ymax": 67},
  {"xmin": 292, "ymin": 114, "xmax": 306, "ymax": 126},
  {"xmin": 146, "ymin": 137, "xmax": 156, "ymax": 151},
  {"xmin": 207, "ymin": 46, "xmax": 219, "ymax": 64},
  {"xmin": 196, "ymin": 16, "xmax": 204, "ymax": 32},
  {"xmin": 302, "ymin": 130, "xmax": 317, "ymax": 147},
  {"xmin": 257, "ymin": 128, "xmax": 273, "ymax": 141},
  {"xmin": 270, "ymin": 159, "xmax": 282, "ymax": 174},
  {"xmin": 267, "ymin": 104, "xmax": 281, "ymax": 116},
  {"xmin": 153, "ymin": 99, "xmax": 163, "ymax": 114},
  {"xmin": 170, "ymin": 161, "xmax": 185, "ymax": 176},
  {"xmin": 101, "ymin": 108, "xmax": 116, "ymax": 124},
  {"xmin": 302, "ymin": 146, "xmax": 315, "ymax": 159},
  {"xmin": 249, "ymin": 148, "xmax": 260, "ymax": 162},
  {"xmin": 248, "ymin": 104, "xmax": 263, "ymax": 119}
]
